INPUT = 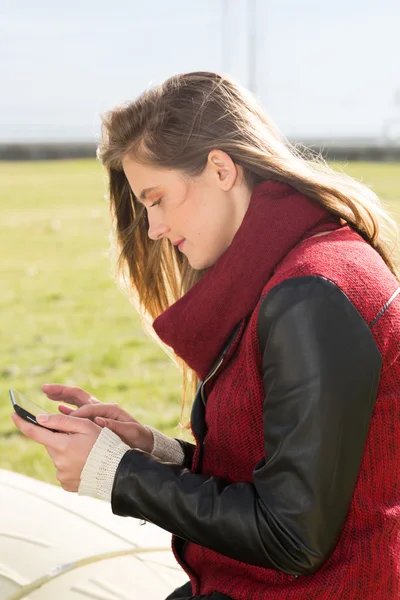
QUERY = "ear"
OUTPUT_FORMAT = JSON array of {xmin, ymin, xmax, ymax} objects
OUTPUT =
[{"xmin": 207, "ymin": 150, "xmax": 238, "ymax": 192}]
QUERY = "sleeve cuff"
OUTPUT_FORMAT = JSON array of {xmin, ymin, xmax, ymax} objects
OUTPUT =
[
  {"xmin": 78, "ymin": 427, "xmax": 130, "ymax": 502},
  {"xmin": 144, "ymin": 425, "xmax": 185, "ymax": 465}
]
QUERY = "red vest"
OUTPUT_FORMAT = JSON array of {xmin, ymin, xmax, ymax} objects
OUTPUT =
[{"xmin": 176, "ymin": 226, "xmax": 400, "ymax": 599}]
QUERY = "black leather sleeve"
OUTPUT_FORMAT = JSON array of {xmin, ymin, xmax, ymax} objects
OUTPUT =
[
  {"xmin": 111, "ymin": 276, "xmax": 382, "ymax": 576},
  {"xmin": 174, "ymin": 439, "xmax": 196, "ymax": 469}
]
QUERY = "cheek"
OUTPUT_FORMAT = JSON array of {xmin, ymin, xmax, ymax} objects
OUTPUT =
[
  {"xmin": 181, "ymin": 195, "xmax": 229, "ymax": 254},
  {"xmin": 194, "ymin": 219, "xmax": 228, "ymax": 264}
]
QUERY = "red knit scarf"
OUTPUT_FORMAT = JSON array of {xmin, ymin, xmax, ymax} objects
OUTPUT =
[{"xmin": 152, "ymin": 180, "xmax": 341, "ymax": 380}]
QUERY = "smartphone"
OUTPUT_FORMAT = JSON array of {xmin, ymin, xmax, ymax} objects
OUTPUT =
[{"xmin": 10, "ymin": 388, "xmax": 59, "ymax": 433}]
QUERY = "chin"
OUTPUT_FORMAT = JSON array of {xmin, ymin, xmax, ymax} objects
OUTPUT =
[
  {"xmin": 188, "ymin": 260, "xmax": 207, "ymax": 271},
  {"xmin": 189, "ymin": 257, "xmax": 217, "ymax": 270},
  {"xmin": 187, "ymin": 246, "xmax": 225, "ymax": 270}
]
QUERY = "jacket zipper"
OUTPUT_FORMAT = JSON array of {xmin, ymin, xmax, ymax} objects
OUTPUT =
[
  {"xmin": 183, "ymin": 318, "xmax": 302, "ymax": 584},
  {"xmin": 179, "ymin": 321, "xmax": 244, "ymax": 592},
  {"xmin": 200, "ymin": 356, "xmax": 225, "ymax": 406},
  {"xmin": 199, "ymin": 321, "xmax": 244, "ymax": 407}
]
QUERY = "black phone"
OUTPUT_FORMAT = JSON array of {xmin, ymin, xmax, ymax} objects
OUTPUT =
[{"xmin": 10, "ymin": 388, "xmax": 59, "ymax": 433}]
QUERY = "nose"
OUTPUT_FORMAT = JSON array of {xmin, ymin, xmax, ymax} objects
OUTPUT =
[{"xmin": 147, "ymin": 211, "xmax": 170, "ymax": 241}]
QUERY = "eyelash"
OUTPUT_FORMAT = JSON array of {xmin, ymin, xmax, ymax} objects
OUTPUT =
[{"xmin": 149, "ymin": 199, "xmax": 162, "ymax": 208}]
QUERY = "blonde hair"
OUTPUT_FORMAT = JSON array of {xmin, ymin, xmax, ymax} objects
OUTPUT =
[{"xmin": 96, "ymin": 71, "xmax": 399, "ymax": 426}]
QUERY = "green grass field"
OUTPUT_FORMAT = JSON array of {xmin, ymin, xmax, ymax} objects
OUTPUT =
[{"xmin": 1, "ymin": 159, "xmax": 399, "ymax": 485}]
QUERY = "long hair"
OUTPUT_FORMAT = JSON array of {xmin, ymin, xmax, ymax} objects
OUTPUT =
[{"xmin": 96, "ymin": 71, "xmax": 400, "ymax": 427}]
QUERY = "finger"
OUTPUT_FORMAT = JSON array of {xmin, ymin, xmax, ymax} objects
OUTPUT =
[
  {"xmin": 41, "ymin": 384, "xmax": 100, "ymax": 407},
  {"xmin": 93, "ymin": 418, "xmax": 137, "ymax": 447},
  {"xmin": 36, "ymin": 413, "xmax": 98, "ymax": 436},
  {"xmin": 73, "ymin": 403, "xmax": 132, "ymax": 421},
  {"xmin": 58, "ymin": 404, "xmax": 75, "ymax": 415},
  {"xmin": 55, "ymin": 472, "xmax": 77, "ymax": 493},
  {"xmin": 11, "ymin": 412, "xmax": 66, "ymax": 450},
  {"xmin": 61, "ymin": 404, "xmax": 96, "ymax": 422}
]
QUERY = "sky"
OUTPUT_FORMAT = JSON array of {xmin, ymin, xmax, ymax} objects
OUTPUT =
[{"xmin": 1, "ymin": 0, "xmax": 399, "ymax": 143}]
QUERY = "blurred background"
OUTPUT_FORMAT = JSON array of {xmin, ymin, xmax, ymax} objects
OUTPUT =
[
  {"xmin": 1, "ymin": 0, "xmax": 399, "ymax": 484},
  {"xmin": 2, "ymin": 0, "xmax": 400, "ymax": 148}
]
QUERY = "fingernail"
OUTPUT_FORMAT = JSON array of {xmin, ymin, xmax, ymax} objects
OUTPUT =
[
  {"xmin": 95, "ymin": 417, "xmax": 106, "ymax": 426},
  {"xmin": 37, "ymin": 414, "xmax": 49, "ymax": 423}
]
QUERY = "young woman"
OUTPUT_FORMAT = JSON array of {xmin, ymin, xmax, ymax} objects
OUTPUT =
[{"xmin": 12, "ymin": 71, "xmax": 400, "ymax": 599}]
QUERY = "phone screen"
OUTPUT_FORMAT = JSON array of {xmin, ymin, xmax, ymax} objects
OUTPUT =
[{"xmin": 9, "ymin": 388, "xmax": 59, "ymax": 432}]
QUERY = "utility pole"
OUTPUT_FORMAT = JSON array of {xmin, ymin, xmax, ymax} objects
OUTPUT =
[
  {"xmin": 222, "ymin": 0, "xmax": 230, "ymax": 72},
  {"xmin": 248, "ymin": 0, "xmax": 257, "ymax": 94}
]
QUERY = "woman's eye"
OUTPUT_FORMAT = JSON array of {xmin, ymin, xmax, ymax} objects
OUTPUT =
[{"xmin": 149, "ymin": 199, "xmax": 162, "ymax": 208}]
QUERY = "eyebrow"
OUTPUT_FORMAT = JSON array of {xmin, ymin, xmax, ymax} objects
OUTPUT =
[{"xmin": 138, "ymin": 186, "xmax": 159, "ymax": 203}]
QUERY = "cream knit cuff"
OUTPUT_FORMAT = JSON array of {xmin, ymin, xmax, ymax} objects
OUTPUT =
[
  {"xmin": 78, "ymin": 426, "xmax": 186, "ymax": 503},
  {"xmin": 144, "ymin": 425, "xmax": 185, "ymax": 465},
  {"xmin": 78, "ymin": 427, "xmax": 130, "ymax": 502}
]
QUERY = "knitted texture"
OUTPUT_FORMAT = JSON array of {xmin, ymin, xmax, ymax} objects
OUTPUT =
[
  {"xmin": 179, "ymin": 226, "xmax": 400, "ymax": 599},
  {"xmin": 144, "ymin": 425, "xmax": 185, "ymax": 465},
  {"xmin": 79, "ymin": 426, "xmax": 185, "ymax": 502},
  {"xmin": 78, "ymin": 427, "xmax": 130, "ymax": 502}
]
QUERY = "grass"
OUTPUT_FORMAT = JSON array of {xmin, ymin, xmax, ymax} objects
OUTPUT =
[{"xmin": 0, "ymin": 158, "xmax": 399, "ymax": 485}]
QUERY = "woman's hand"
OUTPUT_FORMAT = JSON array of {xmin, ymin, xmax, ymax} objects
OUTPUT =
[
  {"xmin": 11, "ymin": 411, "xmax": 101, "ymax": 493},
  {"xmin": 42, "ymin": 383, "xmax": 154, "ymax": 453},
  {"xmin": 70, "ymin": 403, "xmax": 154, "ymax": 453},
  {"xmin": 42, "ymin": 383, "xmax": 101, "ymax": 415}
]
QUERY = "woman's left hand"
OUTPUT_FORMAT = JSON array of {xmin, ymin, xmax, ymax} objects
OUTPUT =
[{"xmin": 11, "ymin": 412, "xmax": 101, "ymax": 492}]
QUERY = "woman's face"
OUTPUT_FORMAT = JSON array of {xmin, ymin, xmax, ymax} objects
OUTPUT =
[{"xmin": 122, "ymin": 150, "xmax": 252, "ymax": 270}]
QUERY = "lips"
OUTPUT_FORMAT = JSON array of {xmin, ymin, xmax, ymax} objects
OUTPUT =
[
  {"xmin": 178, "ymin": 239, "xmax": 185, "ymax": 251},
  {"xmin": 172, "ymin": 238, "xmax": 185, "ymax": 246}
]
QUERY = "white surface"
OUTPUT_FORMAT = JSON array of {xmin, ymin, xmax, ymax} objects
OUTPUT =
[{"xmin": 0, "ymin": 469, "xmax": 187, "ymax": 599}]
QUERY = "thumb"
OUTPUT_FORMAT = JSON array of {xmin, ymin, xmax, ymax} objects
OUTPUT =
[{"xmin": 36, "ymin": 413, "xmax": 93, "ymax": 434}]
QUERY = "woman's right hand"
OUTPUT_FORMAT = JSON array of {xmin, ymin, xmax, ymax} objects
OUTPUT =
[{"xmin": 41, "ymin": 383, "xmax": 154, "ymax": 453}]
